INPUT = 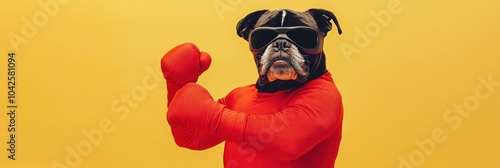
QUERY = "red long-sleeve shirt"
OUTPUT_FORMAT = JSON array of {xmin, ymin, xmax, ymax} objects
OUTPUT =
[{"xmin": 171, "ymin": 72, "xmax": 343, "ymax": 168}]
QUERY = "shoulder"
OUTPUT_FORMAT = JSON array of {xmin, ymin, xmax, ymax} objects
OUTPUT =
[
  {"xmin": 298, "ymin": 72, "xmax": 340, "ymax": 95},
  {"xmin": 229, "ymin": 84, "xmax": 257, "ymax": 97},
  {"xmin": 284, "ymin": 73, "xmax": 343, "ymax": 123},
  {"xmin": 289, "ymin": 72, "xmax": 342, "ymax": 105}
]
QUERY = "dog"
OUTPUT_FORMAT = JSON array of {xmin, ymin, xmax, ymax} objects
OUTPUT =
[
  {"xmin": 236, "ymin": 8, "xmax": 342, "ymax": 92},
  {"xmin": 162, "ymin": 8, "xmax": 344, "ymax": 168}
]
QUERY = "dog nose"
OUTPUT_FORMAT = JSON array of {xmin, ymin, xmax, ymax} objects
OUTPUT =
[{"xmin": 273, "ymin": 39, "xmax": 292, "ymax": 51}]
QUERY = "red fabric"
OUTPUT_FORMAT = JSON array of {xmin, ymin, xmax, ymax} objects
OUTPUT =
[
  {"xmin": 162, "ymin": 43, "xmax": 343, "ymax": 168},
  {"xmin": 161, "ymin": 42, "xmax": 211, "ymax": 106},
  {"xmin": 167, "ymin": 72, "xmax": 343, "ymax": 168},
  {"xmin": 161, "ymin": 43, "xmax": 221, "ymax": 150}
]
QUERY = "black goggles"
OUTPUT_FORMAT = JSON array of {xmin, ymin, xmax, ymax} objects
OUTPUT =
[{"xmin": 249, "ymin": 26, "xmax": 324, "ymax": 55}]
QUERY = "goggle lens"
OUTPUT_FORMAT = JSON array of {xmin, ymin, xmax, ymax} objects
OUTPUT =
[
  {"xmin": 249, "ymin": 26, "xmax": 322, "ymax": 54},
  {"xmin": 250, "ymin": 29, "xmax": 279, "ymax": 50},
  {"xmin": 286, "ymin": 28, "xmax": 318, "ymax": 49}
]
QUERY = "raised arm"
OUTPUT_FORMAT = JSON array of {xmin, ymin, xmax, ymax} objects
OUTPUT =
[
  {"xmin": 161, "ymin": 43, "xmax": 222, "ymax": 150},
  {"xmin": 167, "ymin": 82, "xmax": 343, "ymax": 159}
]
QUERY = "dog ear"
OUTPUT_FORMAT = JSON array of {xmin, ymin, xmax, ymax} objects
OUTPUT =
[
  {"xmin": 307, "ymin": 8, "xmax": 342, "ymax": 36},
  {"xmin": 236, "ymin": 9, "xmax": 269, "ymax": 41}
]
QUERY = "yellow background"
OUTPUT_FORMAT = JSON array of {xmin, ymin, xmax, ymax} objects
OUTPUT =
[{"xmin": 1, "ymin": 0, "xmax": 499, "ymax": 167}]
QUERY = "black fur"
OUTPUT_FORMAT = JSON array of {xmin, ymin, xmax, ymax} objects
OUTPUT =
[
  {"xmin": 307, "ymin": 8, "xmax": 343, "ymax": 36},
  {"xmin": 236, "ymin": 10, "xmax": 269, "ymax": 41}
]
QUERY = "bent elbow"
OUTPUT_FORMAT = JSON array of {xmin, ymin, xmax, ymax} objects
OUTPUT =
[{"xmin": 174, "ymin": 138, "xmax": 208, "ymax": 151}]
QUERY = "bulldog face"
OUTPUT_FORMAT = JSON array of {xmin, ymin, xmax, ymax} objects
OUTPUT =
[
  {"xmin": 256, "ymin": 29, "xmax": 310, "ymax": 83},
  {"xmin": 236, "ymin": 9, "xmax": 342, "ymax": 92}
]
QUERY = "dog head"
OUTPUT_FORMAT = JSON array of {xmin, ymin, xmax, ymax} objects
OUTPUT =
[{"xmin": 236, "ymin": 8, "xmax": 342, "ymax": 92}]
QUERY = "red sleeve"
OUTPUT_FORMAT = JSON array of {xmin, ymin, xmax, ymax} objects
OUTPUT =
[
  {"xmin": 216, "ymin": 83, "xmax": 343, "ymax": 160},
  {"xmin": 167, "ymin": 82, "xmax": 226, "ymax": 150},
  {"xmin": 169, "ymin": 125, "xmax": 223, "ymax": 150}
]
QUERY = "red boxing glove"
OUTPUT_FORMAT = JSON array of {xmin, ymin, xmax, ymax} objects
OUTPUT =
[{"xmin": 161, "ymin": 43, "xmax": 212, "ymax": 106}]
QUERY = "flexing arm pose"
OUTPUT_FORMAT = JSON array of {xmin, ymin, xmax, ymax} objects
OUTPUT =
[
  {"xmin": 162, "ymin": 8, "xmax": 344, "ymax": 168},
  {"xmin": 162, "ymin": 42, "xmax": 343, "ymax": 167},
  {"xmin": 161, "ymin": 43, "xmax": 223, "ymax": 150}
]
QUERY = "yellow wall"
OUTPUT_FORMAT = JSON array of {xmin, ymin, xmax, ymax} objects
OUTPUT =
[{"xmin": 1, "ymin": 0, "xmax": 499, "ymax": 167}]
